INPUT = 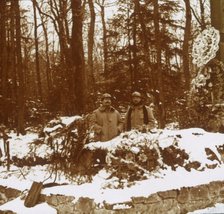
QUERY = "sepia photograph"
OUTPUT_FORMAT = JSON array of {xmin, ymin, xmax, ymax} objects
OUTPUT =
[{"xmin": 0, "ymin": 0, "xmax": 224, "ymax": 213}]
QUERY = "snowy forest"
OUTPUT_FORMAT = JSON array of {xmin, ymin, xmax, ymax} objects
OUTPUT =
[
  {"xmin": 0, "ymin": 0, "xmax": 224, "ymax": 213},
  {"xmin": 0, "ymin": 0, "xmax": 223, "ymax": 132}
]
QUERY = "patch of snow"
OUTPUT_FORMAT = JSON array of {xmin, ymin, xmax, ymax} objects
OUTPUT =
[
  {"xmin": 113, "ymin": 203, "xmax": 132, "ymax": 210},
  {"xmin": 188, "ymin": 203, "xmax": 224, "ymax": 213},
  {"xmin": 60, "ymin": 116, "xmax": 82, "ymax": 126},
  {"xmin": 0, "ymin": 132, "xmax": 39, "ymax": 159},
  {"xmin": 40, "ymin": 166, "xmax": 224, "ymax": 205},
  {"xmin": 0, "ymin": 197, "xmax": 57, "ymax": 214},
  {"xmin": 86, "ymin": 128, "xmax": 224, "ymax": 167},
  {"xmin": 44, "ymin": 124, "xmax": 63, "ymax": 134}
]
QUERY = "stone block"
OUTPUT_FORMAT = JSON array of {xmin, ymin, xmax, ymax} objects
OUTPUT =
[
  {"xmin": 185, "ymin": 200, "xmax": 210, "ymax": 213},
  {"xmin": 133, "ymin": 203, "xmax": 156, "ymax": 213},
  {"xmin": 0, "ymin": 185, "xmax": 6, "ymax": 193},
  {"xmin": 177, "ymin": 187, "xmax": 190, "ymax": 204},
  {"xmin": 56, "ymin": 195, "xmax": 75, "ymax": 204},
  {"xmin": 94, "ymin": 209, "xmax": 115, "ymax": 214},
  {"xmin": 208, "ymin": 181, "xmax": 221, "ymax": 197},
  {"xmin": 190, "ymin": 185, "xmax": 209, "ymax": 201},
  {"xmin": 57, "ymin": 203, "xmax": 75, "ymax": 214},
  {"xmin": 4, "ymin": 188, "xmax": 20, "ymax": 199},
  {"xmin": 157, "ymin": 190, "xmax": 177, "ymax": 199},
  {"xmin": 74, "ymin": 197, "xmax": 96, "ymax": 213},
  {"xmin": 160, "ymin": 199, "xmax": 175, "ymax": 211},
  {"xmin": 46, "ymin": 195, "xmax": 58, "ymax": 206},
  {"xmin": 144, "ymin": 193, "xmax": 161, "ymax": 204},
  {"xmin": 166, "ymin": 204, "xmax": 181, "ymax": 214},
  {"xmin": 220, "ymin": 189, "xmax": 224, "ymax": 198},
  {"xmin": 131, "ymin": 196, "xmax": 146, "ymax": 204}
]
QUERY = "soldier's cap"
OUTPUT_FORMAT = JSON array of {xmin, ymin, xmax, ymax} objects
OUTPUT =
[
  {"xmin": 101, "ymin": 93, "xmax": 112, "ymax": 100},
  {"xmin": 132, "ymin": 91, "xmax": 142, "ymax": 98}
]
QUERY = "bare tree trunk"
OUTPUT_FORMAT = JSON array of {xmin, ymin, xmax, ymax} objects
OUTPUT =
[
  {"xmin": 127, "ymin": 4, "xmax": 134, "ymax": 90},
  {"xmin": 35, "ymin": 1, "xmax": 52, "ymax": 91},
  {"xmin": 199, "ymin": 0, "xmax": 206, "ymax": 30},
  {"xmin": 87, "ymin": 0, "xmax": 96, "ymax": 92},
  {"xmin": 98, "ymin": 0, "xmax": 108, "ymax": 74},
  {"xmin": 0, "ymin": 0, "xmax": 8, "ymax": 124},
  {"xmin": 210, "ymin": 0, "xmax": 224, "ymax": 62},
  {"xmin": 33, "ymin": 0, "xmax": 42, "ymax": 101},
  {"xmin": 153, "ymin": 0, "xmax": 165, "ymax": 128},
  {"xmin": 10, "ymin": 2, "xmax": 17, "ymax": 104},
  {"xmin": 183, "ymin": 0, "xmax": 191, "ymax": 90},
  {"xmin": 132, "ymin": 3, "xmax": 138, "ymax": 90},
  {"xmin": 71, "ymin": 0, "xmax": 86, "ymax": 114},
  {"xmin": 15, "ymin": 0, "xmax": 25, "ymax": 134}
]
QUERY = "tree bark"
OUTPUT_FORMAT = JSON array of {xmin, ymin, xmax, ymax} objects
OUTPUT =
[
  {"xmin": 199, "ymin": 0, "xmax": 206, "ymax": 30},
  {"xmin": 210, "ymin": 0, "xmax": 224, "ymax": 62},
  {"xmin": 87, "ymin": 0, "xmax": 96, "ymax": 92},
  {"xmin": 98, "ymin": 0, "xmax": 108, "ymax": 74},
  {"xmin": 33, "ymin": 0, "xmax": 42, "ymax": 101},
  {"xmin": 132, "ymin": 3, "xmax": 138, "ymax": 89},
  {"xmin": 35, "ymin": 1, "xmax": 52, "ymax": 91},
  {"xmin": 71, "ymin": 0, "xmax": 86, "ymax": 114},
  {"xmin": 0, "ymin": 0, "xmax": 8, "ymax": 124},
  {"xmin": 127, "ymin": 4, "xmax": 134, "ymax": 90},
  {"xmin": 15, "ymin": 0, "xmax": 25, "ymax": 134},
  {"xmin": 10, "ymin": 1, "xmax": 17, "ymax": 104},
  {"xmin": 183, "ymin": 0, "xmax": 191, "ymax": 90},
  {"xmin": 153, "ymin": 0, "xmax": 165, "ymax": 128}
]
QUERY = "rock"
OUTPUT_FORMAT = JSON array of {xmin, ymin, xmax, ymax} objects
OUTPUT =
[
  {"xmin": 4, "ymin": 188, "xmax": 20, "ymax": 199},
  {"xmin": 208, "ymin": 181, "xmax": 221, "ymax": 198},
  {"xmin": 74, "ymin": 197, "xmax": 96, "ymax": 213},
  {"xmin": 144, "ymin": 193, "xmax": 161, "ymax": 204},
  {"xmin": 190, "ymin": 185, "xmax": 209, "ymax": 201},
  {"xmin": 131, "ymin": 196, "xmax": 146, "ymax": 204},
  {"xmin": 177, "ymin": 187, "xmax": 190, "ymax": 204},
  {"xmin": 157, "ymin": 190, "xmax": 177, "ymax": 199}
]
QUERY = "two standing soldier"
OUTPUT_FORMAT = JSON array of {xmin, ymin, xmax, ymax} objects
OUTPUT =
[{"xmin": 92, "ymin": 92, "xmax": 156, "ymax": 142}]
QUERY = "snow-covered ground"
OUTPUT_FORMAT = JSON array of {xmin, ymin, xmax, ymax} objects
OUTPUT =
[
  {"xmin": 0, "ymin": 122, "xmax": 224, "ymax": 213},
  {"xmin": 188, "ymin": 203, "xmax": 224, "ymax": 214}
]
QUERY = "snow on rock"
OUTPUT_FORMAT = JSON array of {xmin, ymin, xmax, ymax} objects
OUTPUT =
[
  {"xmin": 0, "ymin": 197, "xmax": 57, "ymax": 214},
  {"xmin": 40, "ymin": 165, "xmax": 224, "ymax": 205}
]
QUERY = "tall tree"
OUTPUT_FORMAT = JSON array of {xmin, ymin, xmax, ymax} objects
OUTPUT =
[
  {"xmin": 71, "ymin": 0, "xmax": 86, "ymax": 113},
  {"xmin": 133, "ymin": 0, "xmax": 155, "ymax": 90},
  {"xmin": 0, "ymin": 0, "xmax": 8, "ymax": 124},
  {"xmin": 87, "ymin": 0, "xmax": 96, "ymax": 93},
  {"xmin": 32, "ymin": 0, "xmax": 42, "ymax": 100},
  {"xmin": 183, "ymin": 0, "xmax": 191, "ymax": 90},
  {"xmin": 14, "ymin": 0, "xmax": 25, "ymax": 134},
  {"xmin": 127, "ymin": 2, "xmax": 135, "ymax": 90},
  {"xmin": 199, "ymin": 0, "xmax": 206, "ymax": 30},
  {"xmin": 35, "ymin": 1, "xmax": 52, "ymax": 92},
  {"xmin": 210, "ymin": 0, "xmax": 224, "ymax": 62},
  {"xmin": 97, "ymin": 0, "xmax": 108, "ymax": 74},
  {"xmin": 153, "ymin": 0, "xmax": 165, "ymax": 128}
]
